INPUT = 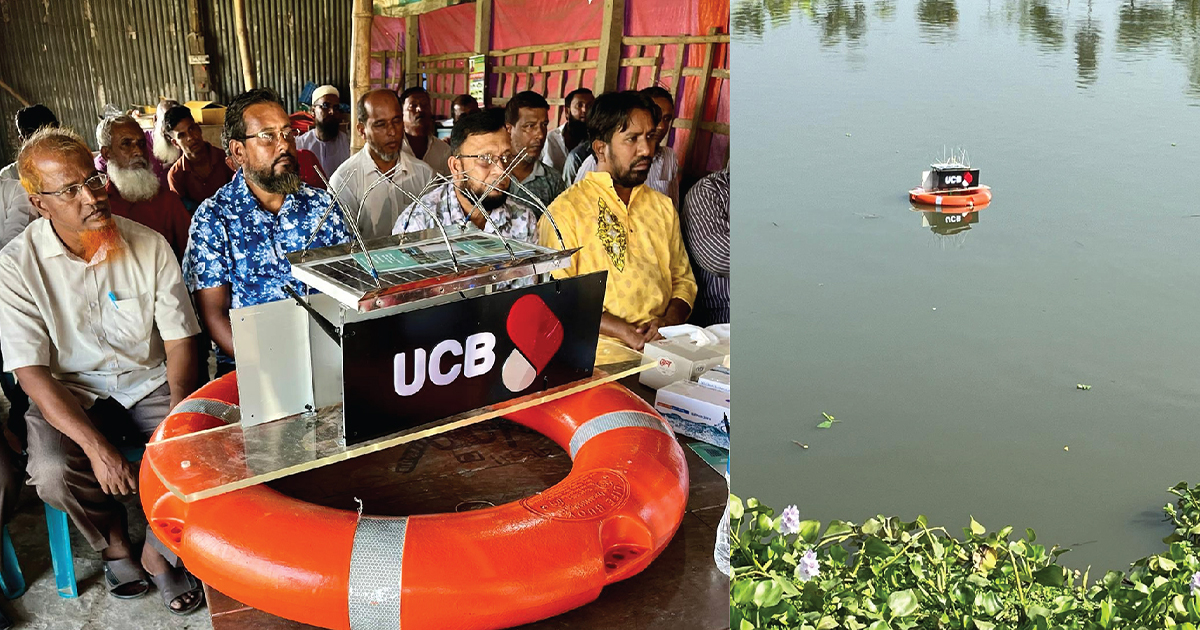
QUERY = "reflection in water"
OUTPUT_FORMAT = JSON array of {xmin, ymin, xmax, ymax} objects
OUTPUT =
[
  {"xmin": 732, "ymin": 0, "xmax": 871, "ymax": 46},
  {"xmin": 914, "ymin": 206, "xmax": 980, "ymax": 245},
  {"xmin": 916, "ymin": 0, "xmax": 958, "ymax": 39},
  {"xmin": 1075, "ymin": 5, "xmax": 1102, "ymax": 87},
  {"xmin": 1016, "ymin": 0, "xmax": 1067, "ymax": 50}
]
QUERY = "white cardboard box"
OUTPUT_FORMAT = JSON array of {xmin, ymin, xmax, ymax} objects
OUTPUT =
[
  {"xmin": 639, "ymin": 337, "xmax": 727, "ymax": 390},
  {"xmin": 654, "ymin": 380, "xmax": 730, "ymax": 448},
  {"xmin": 698, "ymin": 365, "xmax": 730, "ymax": 393}
]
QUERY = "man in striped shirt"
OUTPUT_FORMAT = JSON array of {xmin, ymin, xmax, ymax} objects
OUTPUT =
[{"xmin": 681, "ymin": 166, "xmax": 730, "ymax": 326}]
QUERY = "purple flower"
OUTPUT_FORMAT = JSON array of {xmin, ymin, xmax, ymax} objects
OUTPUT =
[
  {"xmin": 779, "ymin": 505, "xmax": 800, "ymax": 535},
  {"xmin": 1191, "ymin": 571, "xmax": 1200, "ymax": 595},
  {"xmin": 795, "ymin": 549, "xmax": 820, "ymax": 582}
]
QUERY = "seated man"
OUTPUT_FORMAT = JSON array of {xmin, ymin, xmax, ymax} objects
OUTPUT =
[
  {"xmin": 451, "ymin": 94, "xmax": 480, "ymax": 123},
  {"xmin": 95, "ymin": 102, "xmax": 173, "ymax": 193},
  {"xmin": 681, "ymin": 164, "xmax": 730, "ymax": 326},
  {"xmin": 184, "ymin": 88, "xmax": 350, "ymax": 376},
  {"xmin": 0, "ymin": 127, "xmax": 203, "ymax": 613},
  {"xmin": 165, "ymin": 106, "xmax": 235, "ymax": 212},
  {"xmin": 505, "ymin": 91, "xmax": 565, "ymax": 211},
  {"xmin": 331, "ymin": 89, "xmax": 435, "ymax": 240},
  {"xmin": 573, "ymin": 86, "xmax": 680, "ymax": 207},
  {"xmin": 96, "ymin": 115, "xmax": 192, "ymax": 261},
  {"xmin": 542, "ymin": 87, "xmax": 592, "ymax": 172},
  {"xmin": 296, "ymin": 85, "xmax": 350, "ymax": 176},
  {"xmin": 0, "ymin": 104, "xmax": 59, "ymax": 181},
  {"xmin": 392, "ymin": 108, "xmax": 538, "ymax": 244},
  {"xmin": 539, "ymin": 91, "xmax": 696, "ymax": 351},
  {"xmin": 399, "ymin": 86, "xmax": 453, "ymax": 177}
]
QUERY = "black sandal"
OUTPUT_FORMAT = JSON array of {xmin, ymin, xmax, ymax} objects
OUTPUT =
[
  {"xmin": 149, "ymin": 567, "xmax": 204, "ymax": 616},
  {"xmin": 103, "ymin": 558, "xmax": 150, "ymax": 599}
]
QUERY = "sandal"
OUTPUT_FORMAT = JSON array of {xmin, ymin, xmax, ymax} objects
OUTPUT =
[
  {"xmin": 149, "ymin": 567, "xmax": 204, "ymax": 616},
  {"xmin": 103, "ymin": 558, "xmax": 150, "ymax": 599}
]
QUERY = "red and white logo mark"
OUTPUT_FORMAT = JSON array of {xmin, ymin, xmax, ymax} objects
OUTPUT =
[
  {"xmin": 962, "ymin": 171, "xmax": 973, "ymax": 185},
  {"xmin": 501, "ymin": 295, "xmax": 564, "ymax": 392}
]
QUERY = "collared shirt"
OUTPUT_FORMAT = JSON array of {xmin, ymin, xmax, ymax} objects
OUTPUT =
[
  {"xmin": 516, "ymin": 160, "xmax": 566, "ymax": 215},
  {"xmin": 106, "ymin": 182, "xmax": 192, "ymax": 262},
  {"xmin": 574, "ymin": 146, "xmax": 681, "ymax": 208},
  {"xmin": 392, "ymin": 180, "xmax": 539, "ymax": 244},
  {"xmin": 0, "ymin": 163, "xmax": 18, "ymax": 182},
  {"xmin": 183, "ymin": 170, "xmax": 351, "ymax": 311},
  {"xmin": 297, "ymin": 129, "xmax": 351, "ymax": 176},
  {"xmin": 562, "ymin": 143, "xmax": 592, "ymax": 185},
  {"xmin": 0, "ymin": 216, "xmax": 200, "ymax": 408},
  {"xmin": 330, "ymin": 145, "xmax": 435, "ymax": 240},
  {"xmin": 402, "ymin": 134, "xmax": 453, "ymax": 177},
  {"xmin": 680, "ymin": 167, "xmax": 729, "ymax": 326},
  {"xmin": 541, "ymin": 123, "xmax": 569, "ymax": 172},
  {"xmin": 0, "ymin": 179, "xmax": 34, "ymax": 249},
  {"xmin": 167, "ymin": 142, "xmax": 235, "ymax": 211},
  {"xmin": 538, "ymin": 171, "xmax": 696, "ymax": 327}
]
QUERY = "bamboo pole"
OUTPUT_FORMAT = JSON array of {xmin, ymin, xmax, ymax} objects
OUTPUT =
[
  {"xmin": 595, "ymin": 0, "xmax": 626, "ymax": 94},
  {"xmin": 351, "ymin": 0, "xmax": 373, "ymax": 153},
  {"xmin": 404, "ymin": 15, "xmax": 419, "ymax": 88},
  {"xmin": 232, "ymin": 0, "xmax": 256, "ymax": 90},
  {"xmin": 0, "ymin": 80, "xmax": 30, "ymax": 108}
]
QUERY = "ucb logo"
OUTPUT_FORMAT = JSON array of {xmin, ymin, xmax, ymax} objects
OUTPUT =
[
  {"xmin": 944, "ymin": 175, "xmax": 963, "ymax": 185},
  {"xmin": 393, "ymin": 295, "xmax": 564, "ymax": 397}
]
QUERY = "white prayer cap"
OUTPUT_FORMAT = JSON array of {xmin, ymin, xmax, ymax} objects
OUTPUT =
[{"xmin": 312, "ymin": 85, "xmax": 339, "ymax": 104}]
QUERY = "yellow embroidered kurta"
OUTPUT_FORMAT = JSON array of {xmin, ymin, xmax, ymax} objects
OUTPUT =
[{"xmin": 539, "ymin": 171, "xmax": 697, "ymax": 326}]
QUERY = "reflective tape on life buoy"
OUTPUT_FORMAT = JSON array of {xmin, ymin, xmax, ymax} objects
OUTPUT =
[
  {"xmin": 140, "ymin": 372, "xmax": 689, "ymax": 630},
  {"xmin": 909, "ymin": 185, "xmax": 992, "ymax": 208}
]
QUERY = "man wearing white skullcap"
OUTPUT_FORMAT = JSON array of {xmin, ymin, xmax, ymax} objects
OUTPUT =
[{"xmin": 297, "ymin": 85, "xmax": 350, "ymax": 175}]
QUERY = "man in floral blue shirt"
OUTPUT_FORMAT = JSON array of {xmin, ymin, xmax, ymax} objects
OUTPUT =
[{"xmin": 184, "ymin": 89, "xmax": 349, "ymax": 373}]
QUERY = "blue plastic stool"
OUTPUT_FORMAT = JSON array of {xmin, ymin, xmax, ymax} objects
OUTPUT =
[
  {"xmin": 0, "ymin": 526, "xmax": 26, "ymax": 599},
  {"xmin": 45, "ymin": 444, "xmax": 146, "ymax": 599}
]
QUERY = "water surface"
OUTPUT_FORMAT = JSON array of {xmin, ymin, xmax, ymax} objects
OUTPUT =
[{"xmin": 733, "ymin": 0, "xmax": 1200, "ymax": 572}]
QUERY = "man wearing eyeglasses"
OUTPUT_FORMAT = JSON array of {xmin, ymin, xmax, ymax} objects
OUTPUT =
[
  {"xmin": 183, "ymin": 88, "xmax": 351, "ymax": 377},
  {"xmin": 538, "ymin": 91, "xmax": 695, "ymax": 351},
  {"xmin": 296, "ymin": 85, "xmax": 350, "ymax": 176},
  {"xmin": 330, "ymin": 89, "xmax": 435, "ymax": 240},
  {"xmin": 391, "ymin": 108, "xmax": 538, "ymax": 244},
  {"xmin": 0, "ymin": 126, "xmax": 206, "ymax": 612},
  {"xmin": 164, "ymin": 106, "xmax": 234, "ymax": 213}
]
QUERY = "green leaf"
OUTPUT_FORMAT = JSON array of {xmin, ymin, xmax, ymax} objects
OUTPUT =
[
  {"xmin": 752, "ymin": 579, "xmax": 784, "ymax": 608},
  {"xmin": 798, "ymin": 520, "xmax": 821, "ymax": 544},
  {"xmin": 732, "ymin": 579, "xmax": 755, "ymax": 605},
  {"xmin": 887, "ymin": 589, "xmax": 919, "ymax": 617},
  {"xmin": 863, "ymin": 536, "xmax": 895, "ymax": 559},
  {"xmin": 1032, "ymin": 565, "xmax": 1065, "ymax": 587},
  {"xmin": 976, "ymin": 591, "xmax": 1003, "ymax": 617},
  {"xmin": 739, "ymin": 617, "xmax": 755, "ymax": 630},
  {"xmin": 1025, "ymin": 527, "xmax": 1037, "ymax": 543},
  {"xmin": 1100, "ymin": 598, "xmax": 1114, "ymax": 628},
  {"xmin": 1160, "ymin": 556, "xmax": 1179, "ymax": 572},
  {"xmin": 973, "ymin": 621, "xmax": 996, "ymax": 630},
  {"xmin": 968, "ymin": 517, "xmax": 986, "ymax": 536},
  {"xmin": 824, "ymin": 520, "xmax": 852, "ymax": 538},
  {"xmin": 729, "ymin": 496, "xmax": 744, "ymax": 521},
  {"xmin": 1102, "ymin": 570, "xmax": 1124, "ymax": 591},
  {"xmin": 817, "ymin": 420, "xmax": 833, "ymax": 429},
  {"xmin": 816, "ymin": 618, "xmax": 839, "ymax": 630}
]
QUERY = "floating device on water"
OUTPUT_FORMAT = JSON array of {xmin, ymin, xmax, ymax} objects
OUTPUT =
[{"xmin": 908, "ymin": 149, "xmax": 992, "ymax": 209}]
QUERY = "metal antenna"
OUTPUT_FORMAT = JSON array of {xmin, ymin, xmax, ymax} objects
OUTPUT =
[
  {"xmin": 446, "ymin": 145, "xmax": 538, "ymax": 261},
  {"xmin": 301, "ymin": 164, "xmax": 357, "ymax": 254},
  {"xmin": 382, "ymin": 172, "xmax": 462, "ymax": 272},
  {"xmin": 498, "ymin": 174, "xmax": 566, "ymax": 251}
]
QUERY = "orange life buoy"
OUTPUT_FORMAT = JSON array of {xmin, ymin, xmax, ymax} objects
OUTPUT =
[
  {"xmin": 909, "ymin": 185, "xmax": 992, "ymax": 208},
  {"xmin": 140, "ymin": 372, "xmax": 689, "ymax": 630}
]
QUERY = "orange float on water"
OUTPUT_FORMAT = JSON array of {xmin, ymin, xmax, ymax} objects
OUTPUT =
[
  {"xmin": 909, "ymin": 185, "xmax": 992, "ymax": 209},
  {"xmin": 140, "ymin": 372, "xmax": 689, "ymax": 630}
]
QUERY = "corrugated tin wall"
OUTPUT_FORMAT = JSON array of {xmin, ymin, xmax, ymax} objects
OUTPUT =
[{"xmin": 0, "ymin": 0, "xmax": 352, "ymax": 163}]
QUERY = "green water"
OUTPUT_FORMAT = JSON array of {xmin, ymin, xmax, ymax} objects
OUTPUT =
[{"xmin": 732, "ymin": 0, "xmax": 1200, "ymax": 572}]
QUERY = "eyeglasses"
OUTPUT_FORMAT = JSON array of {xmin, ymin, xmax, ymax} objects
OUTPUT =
[
  {"xmin": 456, "ymin": 153, "xmax": 517, "ymax": 168},
  {"xmin": 235, "ymin": 128, "xmax": 299, "ymax": 145},
  {"xmin": 39, "ymin": 173, "xmax": 108, "ymax": 200}
]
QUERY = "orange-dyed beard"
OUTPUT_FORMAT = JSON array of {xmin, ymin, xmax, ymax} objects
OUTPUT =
[{"xmin": 79, "ymin": 219, "xmax": 125, "ymax": 266}]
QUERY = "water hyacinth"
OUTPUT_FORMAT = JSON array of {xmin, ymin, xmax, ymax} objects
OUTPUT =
[
  {"xmin": 795, "ymin": 549, "xmax": 819, "ymax": 582},
  {"xmin": 778, "ymin": 504, "xmax": 800, "ymax": 535},
  {"xmin": 1191, "ymin": 570, "xmax": 1200, "ymax": 595}
]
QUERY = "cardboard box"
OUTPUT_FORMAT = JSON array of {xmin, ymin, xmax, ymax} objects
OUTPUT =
[
  {"xmin": 184, "ymin": 100, "xmax": 226, "ymax": 125},
  {"xmin": 639, "ymin": 337, "xmax": 727, "ymax": 390},
  {"xmin": 654, "ymin": 380, "xmax": 730, "ymax": 449},
  {"xmin": 698, "ymin": 365, "xmax": 730, "ymax": 393}
]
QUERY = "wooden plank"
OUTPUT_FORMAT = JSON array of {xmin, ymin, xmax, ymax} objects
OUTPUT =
[
  {"xmin": 711, "ymin": 68, "xmax": 729, "ymax": 80},
  {"xmin": 474, "ymin": 0, "xmax": 492, "ymax": 54},
  {"xmin": 185, "ymin": 0, "xmax": 211, "ymax": 98},
  {"xmin": 421, "ymin": 66, "xmax": 467, "ymax": 75},
  {"xmin": 351, "ymin": 0, "xmax": 373, "ymax": 153},
  {"xmin": 375, "ymin": 0, "xmax": 469, "ymax": 19},
  {"xmin": 680, "ymin": 27, "xmax": 718, "ymax": 174},
  {"xmin": 419, "ymin": 51, "xmax": 474, "ymax": 63},
  {"xmin": 670, "ymin": 43, "xmax": 685, "ymax": 104},
  {"xmin": 650, "ymin": 44, "xmax": 663, "ymax": 88},
  {"xmin": 620, "ymin": 58, "xmax": 657, "ymax": 67},
  {"xmin": 405, "ymin": 15, "xmax": 420, "ymax": 88},
  {"xmin": 595, "ymin": 0, "xmax": 625, "ymax": 93},
  {"xmin": 673, "ymin": 119, "xmax": 729, "ymax": 135},
  {"xmin": 572, "ymin": 48, "xmax": 585, "ymax": 91},
  {"xmin": 491, "ymin": 60, "xmax": 596, "ymax": 75},
  {"xmin": 489, "ymin": 40, "xmax": 601, "ymax": 57},
  {"xmin": 622, "ymin": 34, "xmax": 730, "ymax": 46},
  {"xmin": 629, "ymin": 45, "xmax": 644, "ymax": 90}
]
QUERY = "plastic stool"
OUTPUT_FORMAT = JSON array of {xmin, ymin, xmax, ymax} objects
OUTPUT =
[
  {"xmin": 0, "ymin": 526, "xmax": 25, "ymax": 599},
  {"xmin": 45, "ymin": 444, "xmax": 146, "ymax": 599}
]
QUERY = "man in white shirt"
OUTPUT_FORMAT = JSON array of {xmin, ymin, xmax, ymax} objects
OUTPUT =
[
  {"xmin": 0, "ymin": 127, "xmax": 203, "ymax": 612},
  {"xmin": 399, "ymin": 86, "xmax": 452, "ymax": 178},
  {"xmin": 393, "ymin": 109, "xmax": 538, "ymax": 244},
  {"xmin": 330, "ymin": 89, "xmax": 435, "ymax": 240},
  {"xmin": 541, "ymin": 88, "xmax": 593, "ymax": 173},
  {"xmin": 296, "ymin": 85, "xmax": 350, "ymax": 176},
  {"xmin": 573, "ymin": 87, "xmax": 680, "ymax": 207}
]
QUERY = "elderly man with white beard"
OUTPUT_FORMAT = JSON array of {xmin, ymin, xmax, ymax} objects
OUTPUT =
[
  {"xmin": 150, "ymin": 99, "xmax": 183, "ymax": 167},
  {"xmin": 96, "ymin": 116, "xmax": 192, "ymax": 261}
]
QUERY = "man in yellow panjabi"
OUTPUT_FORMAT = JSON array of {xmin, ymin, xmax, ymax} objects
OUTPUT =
[{"xmin": 538, "ymin": 91, "xmax": 696, "ymax": 350}]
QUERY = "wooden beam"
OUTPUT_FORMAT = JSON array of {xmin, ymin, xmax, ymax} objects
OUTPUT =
[
  {"xmin": 0, "ymin": 80, "xmax": 30, "ymax": 108},
  {"xmin": 405, "ymin": 15, "xmax": 420, "ymax": 88},
  {"xmin": 474, "ymin": 0, "xmax": 491, "ymax": 54},
  {"xmin": 420, "ymin": 51, "xmax": 475, "ymax": 63},
  {"xmin": 375, "ymin": 0, "xmax": 469, "ymax": 19},
  {"xmin": 232, "ymin": 0, "xmax": 256, "ymax": 90},
  {"xmin": 185, "ymin": 0, "xmax": 212, "ymax": 99},
  {"xmin": 351, "ymin": 0, "xmax": 373, "ymax": 153},
  {"xmin": 679, "ymin": 27, "xmax": 718, "ymax": 174},
  {"xmin": 488, "ymin": 40, "xmax": 601, "ymax": 57},
  {"xmin": 622, "ymin": 34, "xmax": 729, "ymax": 46},
  {"xmin": 595, "ymin": 0, "xmax": 625, "ymax": 94}
]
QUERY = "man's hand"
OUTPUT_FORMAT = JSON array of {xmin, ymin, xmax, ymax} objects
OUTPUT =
[
  {"xmin": 87, "ymin": 442, "xmax": 137, "ymax": 496},
  {"xmin": 639, "ymin": 319, "xmax": 666, "ymax": 345}
]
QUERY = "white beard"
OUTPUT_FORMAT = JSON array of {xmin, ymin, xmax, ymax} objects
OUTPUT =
[
  {"xmin": 152, "ymin": 131, "xmax": 182, "ymax": 165},
  {"xmin": 109, "ymin": 162, "xmax": 161, "ymax": 203}
]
